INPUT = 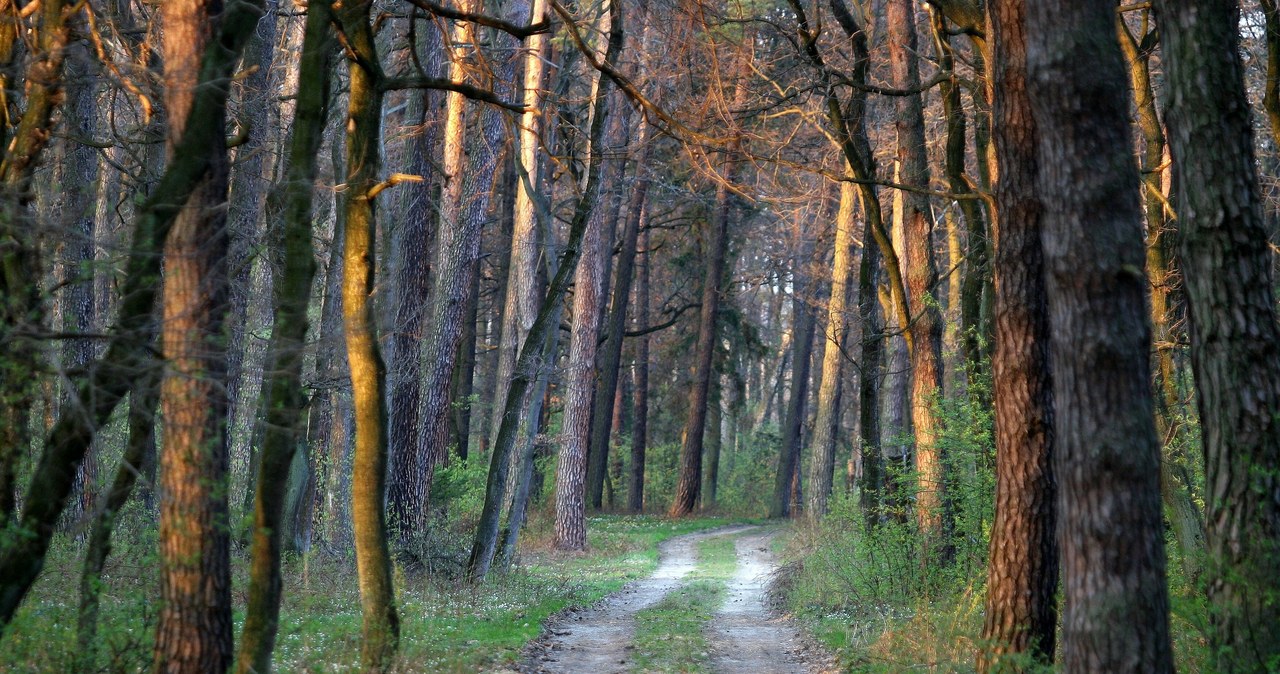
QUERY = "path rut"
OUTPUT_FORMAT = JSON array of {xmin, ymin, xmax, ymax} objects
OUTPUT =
[{"xmin": 517, "ymin": 525, "xmax": 832, "ymax": 674}]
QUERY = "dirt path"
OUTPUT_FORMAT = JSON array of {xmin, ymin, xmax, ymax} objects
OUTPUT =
[
  {"xmin": 706, "ymin": 529, "xmax": 829, "ymax": 673},
  {"xmin": 517, "ymin": 525, "xmax": 832, "ymax": 674}
]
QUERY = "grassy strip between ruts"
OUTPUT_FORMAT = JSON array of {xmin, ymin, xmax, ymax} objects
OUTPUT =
[
  {"xmin": 1, "ymin": 513, "xmax": 741, "ymax": 673},
  {"xmin": 630, "ymin": 533, "xmax": 741, "ymax": 673}
]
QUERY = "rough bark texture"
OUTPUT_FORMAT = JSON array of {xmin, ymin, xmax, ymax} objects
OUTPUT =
[
  {"xmin": 776, "ymin": 268, "xmax": 815, "ymax": 519},
  {"xmin": 0, "ymin": 0, "xmax": 259, "ymax": 631},
  {"xmin": 336, "ymin": 1, "xmax": 399, "ymax": 667},
  {"xmin": 489, "ymin": 0, "xmax": 551, "ymax": 473},
  {"xmin": 887, "ymin": 0, "xmax": 947, "ymax": 550},
  {"xmin": 807, "ymin": 183, "xmax": 856, "ymax": 519},
  {"xmin": 154, "ymin": 0, "xmax": 235, "ymax": 669},
  {"xmin": 978, "ymin": 0, "xmax": 1057, "ymax": 667},
  {"xmin": 1153, "ymin": 2, "xmax": 1280, "ymax": 670},
  {"xmin": 587, "ymin": 120, "xmax": 649, "ymax": 510},
  {"xmin": 235, "ymin": 2, "xmax": 332, "ymax": 670},
  {"xmin": 1025, "ymin": 1, "xmax": 1173, "ymax": 670},
  {"xmin": 1116, "ymin": 12, "xmax": 1205, "ymax": 586}
]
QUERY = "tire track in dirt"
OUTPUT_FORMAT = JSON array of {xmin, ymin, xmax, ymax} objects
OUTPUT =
[{"xmin": 516, "ymin": 524, "xmax": 834, "ymax": 674}]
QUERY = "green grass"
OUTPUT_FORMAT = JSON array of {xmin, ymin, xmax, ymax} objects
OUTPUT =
[
  {"xmin": 631, "ymin": 532, "xmax": 741, "ymax": 673},
  {"xmin": 1, "ymin": 513, "xmax": 741, "ymax": 673}
]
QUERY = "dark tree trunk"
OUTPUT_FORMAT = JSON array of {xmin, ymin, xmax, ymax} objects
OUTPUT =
[
  {"xmin": 1025, "ymin": 1, "xmax": 1173, "ymax": 670},
  {"xmin": 586, "ymin": 122, "xmax": 649, "ymax": 510},
  {"xmin": 1154, "ymin": 2, "xmax": 1280, "ymax": 669},
  {"xmin": 235, "ymin": 2, "xmax": 333, "ymax": 670},
  {"xmin": 978, "ymin": 0, "xmax": 1058, "ymax": 667},
  {"xmin": 774, "ymin": 268, "xmax": 815, "ymax": 519},
  {"xmin": 628, "ymin": 225, "xmax": 651, "ymax": 513}
]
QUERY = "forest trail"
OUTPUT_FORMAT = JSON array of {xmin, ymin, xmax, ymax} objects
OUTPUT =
[{"xmin": 516, "ymin": 525, "xmax": 833, "ymax": 674}]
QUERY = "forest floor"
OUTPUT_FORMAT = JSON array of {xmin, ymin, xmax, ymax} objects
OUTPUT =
[{"xmin": 514, "ymin": 525, "xmax": 837, "ymax": 674}]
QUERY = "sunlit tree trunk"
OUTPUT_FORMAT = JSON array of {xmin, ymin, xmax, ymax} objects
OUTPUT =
[
  {"xmin": 807, "ymin": 182, "xmax": 857, "ymax": 520},
  {"xmin": 978, "ymin": 0, "xmax": 1057, "ymax": 667},
  {"xmin": 887, "ymin": 0, "xmax": 947, "ymax": 552},
  {"xmin": 1025, "ymin": 1, "xmax": 1173, "ymax": 669},
  {"xmin": 1154, "ymin": 2, "xmax": 1280, "ymax": 669},
  {"xmin": 153, "ymin": 0, "xmax": 235, "ymax": 669},
  {"xmin": 335, "ymin": 0, "xmax": 399, "ymax": 667}
]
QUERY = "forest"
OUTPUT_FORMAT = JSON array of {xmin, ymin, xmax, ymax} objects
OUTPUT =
[{"xmin": 0, "ymin": 0, "xmax": 1278, "ymax": 671}]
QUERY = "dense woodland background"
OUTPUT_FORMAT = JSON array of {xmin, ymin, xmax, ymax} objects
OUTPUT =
[{"xmin": 0, "ymin": 0, "xmax": 1278, "ymax": 671}]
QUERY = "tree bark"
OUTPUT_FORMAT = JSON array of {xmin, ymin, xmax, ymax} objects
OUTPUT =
[
  {"xmin": 1025, "ymin": 1, "xmax": 1173, "ymax": 670},
  {"xmin": 586, "ymin": 120, "xmax": 649, "ymax": 510},
  {"xmin": 628, "ymin": 224, "xmax": 651, "ymax": 513},
  {"xmin": 807, "ymin": 182, "xmax": 857, "ymax": 519},
  {"xmin": 235, "ymin": 2, "xmax": 333, "ymax": 670},
  {"xmin": 887, "ymin": 0, "xmax": 947, "ymax": 551},
  {"xmin": 153, "ymin": 0, "xmax": 236, "ymax": 668},
  {"xmin": 335, "ymin": 0, "xmax": 399, "ymax": 667},
  {"xmin": 775, "ymin": 264, "xmax": 815, "ymax": 519},
  {"xmin": 978, "ymin": 0, "xmax": 1057, "ymax": 667},
  {"xmin": 1153, "ymin": 2, "xmax": 1280, "ymax": 669}
]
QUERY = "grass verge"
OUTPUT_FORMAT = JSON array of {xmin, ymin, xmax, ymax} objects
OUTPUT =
[{"xmin": 1, "ymin": 513, "xmax": 739, "ymax": 673}]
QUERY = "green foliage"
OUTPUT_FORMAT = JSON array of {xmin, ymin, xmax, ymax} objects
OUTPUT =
[
  {"xmin": 2, "ymin": 512, "xmax": 735, "ymax": 673},
  {"xmin": 778, "ymin": 387, "xmax": 997, "ymax": 672}
]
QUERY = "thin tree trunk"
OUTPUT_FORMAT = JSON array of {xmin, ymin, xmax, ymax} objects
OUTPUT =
[
  {"xmin": 978, "ymin": 0, "xmax": 1057, "ymax": 666},
  {"xmin": 774, "ymin": 267, "xmax": 815, "ymax": 519},
  {"xmin": 887, "ymin": 0, "xmax": 948, "ymax": 552},
  {"xmin": 1154, "ymin": 2, "xmax": 1280, "ymax": 669},
  {"xmin": 235, "ymin": 2, "xmax": 333, "ymax": 669},
  {"xmin": 807, "ymin": 182, "xmax": 856, "ymax": 519},
  {"xmin": 628, "ymin": 224, "xmax": 651, "ymax": 513},
  {"xmin": 1025, "ymin": 1, "xmax": 1173, "ymax": 669},
  {"xmin": 703, "ymin": 376, "xmax": 722, "ymax": 508},
  {"xmin": 335, "ymin": 1, "xmax": 399, "ymax": 667},
  {"xmin": 587, "ymin": 121, "xmax": 649, "ymax": 509}
]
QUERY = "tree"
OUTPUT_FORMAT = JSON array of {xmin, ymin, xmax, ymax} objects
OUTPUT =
[
  {"xmin": 153, "ymin": 0, "xmax": 237, "ymax": 668},
  {"xmin": 235, "ymin": 2, "xmax": 334, "ymax": 670},
  {"xmin": 1025, "ymin": 0, "xmax": 1173, "ymax": 670},
  {"xmin": 978, "ymin": 0, "xmax": 1057, "ymax": 667},
  {"xmin": 806, "ymin": 182, "xmax": 857, "ymax": 520},
  {"xmin": 1153, "ymin": 1, "xmax": 1280, "ymax": 669},
  {"xmin": 335, "ymin": 0, "xmax": 399, "ymax": 667}
]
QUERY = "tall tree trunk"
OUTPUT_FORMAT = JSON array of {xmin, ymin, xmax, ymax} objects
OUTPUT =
[
  {"xmin": 227, "ymin": 3, "xmax": 278, "ymax": 522},
  {"xmin": 1115, "ymin": 12, "xmax": 1205, "ymax": 587},
  {"xmin": 335, "ymin": 0, "xmax": 399, "ymax": 667},
  {"xmin": 978, "ymin": 0, "xmax": 1057, "ymax": 667},
  {"xmin": 587, "ymin": 120, "xmax": 649, "ymax": 509},
  {"xmin": 489, "ymin": 0, "xmax": 551, "ymax": 470},
  {"xmin": 628, "ymin": 224, "xmax": 651, "ymax": 513},
  {"xmin": 0, "ymin": 0, "xmax": 259, "ymax": 631},
  {"xmin": 384, "ymin": 16, "xmax": 443, "ymax": 541},
  {"xmin": 887, "ymin": 0, "xmax": 947, "ymax": 552},
  {"xmin": 807, "ymin": 182, "xmax": 857, "ymax": 519},
  {"xmin": 235, "ymin": 2, "xmax": 333, "ymax": 670},
  {"xmin": 153, "ymin": 0, "xmax": 236, "ymax": 668},
  {"xmin": 671, "ymin": 123, "xmax": 743, "ymax": 516},
  {"xmin": 1154, "ymin": 2, "xmax": 1280, "ymax": 669},
  {"xmin": 1025, "ymin": 1, "xmax": 1173, "ymax": 670},
  {"xmin": 556, "ymin": 84, "xmax": 619, "ymax": 547},
  {"xmin": 775, "ymin": 266, "xmax": 815, "ymax": 519}
]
